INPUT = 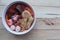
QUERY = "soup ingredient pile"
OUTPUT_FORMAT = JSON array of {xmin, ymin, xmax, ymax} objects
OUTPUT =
[{"xmin": 5, "ymin": 4, "xmax": 34, "ymax": 32}]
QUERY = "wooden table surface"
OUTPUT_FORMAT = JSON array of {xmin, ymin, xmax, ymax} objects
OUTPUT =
[{"xmin": 1, "ymin": 0, "xmax": 60, "ymax": 40}]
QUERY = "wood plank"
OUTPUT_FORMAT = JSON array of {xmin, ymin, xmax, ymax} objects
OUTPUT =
[
  {"xmin": 1, "ymin": 17, "xmax": 60, "ymax": 29},
  {"xmin": 1, "ymin": 0, "xmax": 60, "ymax": 7},
  {"xmin": 0, "ymin": 6, "xmax": 4, "ymax": 17},
  {"xmin": 1, "ymin": 6, "xmax": 60, "ymax": 18},
  {"xmin": 0, "ymin": 29, "xmax": 60, "ymax": 40},
  {"xmin": 0, "ymin": 0, "xmax": 1, "ymax": 5}
]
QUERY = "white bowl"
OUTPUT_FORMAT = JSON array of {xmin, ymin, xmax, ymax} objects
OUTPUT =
[{"xmin": 2, "ymin": 1, "xmax": 36, "ymax": 35}]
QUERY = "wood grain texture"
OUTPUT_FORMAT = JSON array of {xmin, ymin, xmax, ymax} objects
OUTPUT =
[
  {"xmin": 0, "ymin": 6, "xmax": 4, "ymax": 17},
  {"xmin": 1, "ymin": 17, "xmax": 60, "ymax": 29},
  {"xmin": 1, "ymin": 0, "xmax": 60, "ymax": 40},
  {"xmin": 0, "ymin": 0, "xmax": 1, "ymax": 5},
  {"xmin": 1, "ymin": 0, "xmax": 60, "ymax": 7},
  {"xmin": 1, "ymin": 6, "xmax": 60, "ymax": 18},
  {"xmin": 0, "ymin": 29, "xmax": 60, "ymax": 40},
  {"xmin": 1, "ymin": 0, "xmax": 60, "ymax": 18}
]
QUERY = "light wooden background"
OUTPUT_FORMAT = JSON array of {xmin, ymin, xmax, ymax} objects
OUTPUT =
[{"xmin": 1, "ymin": 0, "xmax": 60, "ymax": 40}]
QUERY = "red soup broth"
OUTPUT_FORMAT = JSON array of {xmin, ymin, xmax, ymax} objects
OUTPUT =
[{"xmin": 5, "ymin": 2, "xmax": 34, "ymax": 31}]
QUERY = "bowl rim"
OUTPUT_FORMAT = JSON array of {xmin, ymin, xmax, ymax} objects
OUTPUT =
[{"xmin": 2, "ymin": 1, "xmax": 36, "ymax": 35}]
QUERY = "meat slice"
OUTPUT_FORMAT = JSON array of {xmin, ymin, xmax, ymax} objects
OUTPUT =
[
  {"xmin": 12, "ymin": 15, "xmax": 19, "ymax": 22},
  {"xmin": 7, "ymin": 19, "xmax": 13, "ymax": 26},
  {"xmin": 16, "ymin": 5, "xmax": 24, "ymax": 13},
  {"xmin": 7, "ymin": 9, "xmax": 18, "ymax": 19}
]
